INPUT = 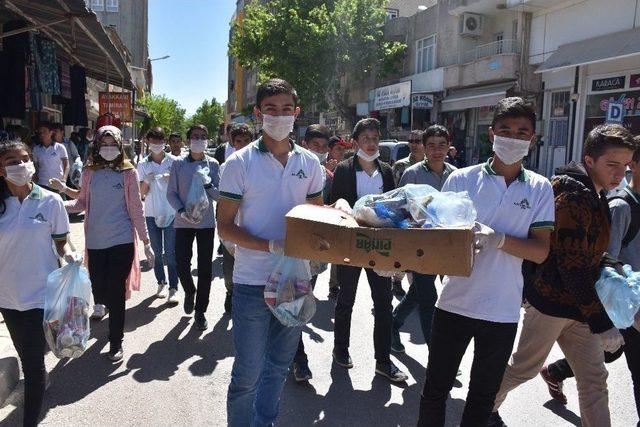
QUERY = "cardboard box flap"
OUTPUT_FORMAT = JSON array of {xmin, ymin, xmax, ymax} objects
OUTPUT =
[{"xmin": 286, "ymin": 204, "xmax": 359, "ymax": 227}]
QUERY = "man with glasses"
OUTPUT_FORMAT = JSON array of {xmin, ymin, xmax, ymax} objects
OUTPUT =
[{"xmin": 392, "ymin": 130, "xmax": 426, "ymax": 185}]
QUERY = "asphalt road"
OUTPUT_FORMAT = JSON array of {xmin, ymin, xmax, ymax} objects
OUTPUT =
[{"xmin": 0, "ymin": 221, "xmax": 636, "ymax": 426}]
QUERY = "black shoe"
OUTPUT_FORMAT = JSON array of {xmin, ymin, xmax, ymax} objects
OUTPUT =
[
  {"xmin": 487, "ymin": 412, "xmax": 507, "ymax": 427},
  {"xmin": 107, "ymin": 345, "xmax": 123, "ymax": 362},
  {"xmin": 332, "ymin": 348, "xmax": 353, "ymax": 368},
  {"xmin": 217, "ymin": 245, "xmax": 224, "ymax": 256},
  {"xmin": 392, "ymin": 280, "xmax": 405, "ymax": 297},
  {"xmin": 328, "ymin": 287, "xmax": 339, "ymax": 300},
  {"xmin": 194, "ymin": 311, "xmax": 208, "ymax": 330},
  {"xmin": 224, "ymin": 292, "xmax": 232, "ymax": 313},
  {"xmin": 391, "ymin": 327, "xmax": 405, "ymax": 353},
  {"xmin": 293, "ymin": 362, "xmax": 313, "ymax": 382},
  {"xmin": 184, "ymin": 292, "xmax": 195, "ymax": 315},
  {"xmin": 375, "ymin": 361, "xmax": 408, "ymax": 383}
]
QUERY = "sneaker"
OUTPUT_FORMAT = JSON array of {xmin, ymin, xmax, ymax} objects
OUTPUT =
[
  {"xmin": 375, "ymin": 361, "xmax": 408, "ymax": 383},
  {"xmin": 392, "ymin": 280, "xmax": 405, "ymax": 297},
  {"xmin": 107, "ymin": 345, "xmax": 123, "ymax": 362},
  {"xmin": 156, "ymin": 283, "xmax": 168, "ymax": 298},
  {"xmin": 91, "ymin": 304, "xmax": 107, "ymax": 320},
  {"xmin": 540, "ymin": 366, "xmax": 568, "ymax": 405},
  {"xmin": 224, "ymin": 292, "xmax": 232, "ymax": 313},
  {"xmin": 184, "ymin": 292, "xmax": 195, "ymax": 315},
  {"xmin": 487, "ymin": 411, "xmax": 507, "ymax": 427},
  {"xmin": 332, "ymin": 348, "xmax": 353, "ymax": 369},
  {"xmin": 391, "ymin": 327, "xmax": 405, "ymax": 353},
  {"xmin": 167, "ymin": 288, "xmax": 179, "ymax": 305},
  {"xmin": 194, "ymin": 311, "xmax": 208, "ymax": 330},
  {"xmin": 328, "ymin": 287, "xmax": 339, "ymax": 300},
  {"xmin": 293, "ymin": 362, "xmax": 313, "ymax": 382}
]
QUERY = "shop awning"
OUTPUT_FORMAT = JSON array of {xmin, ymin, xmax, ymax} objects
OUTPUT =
[
  {"xmin": 441, "ymin": 82, "xmax": 515, "ymax": 112},
  {"xmin": 536, "ymin": 27, "xmax": 640, "ymax": 74},
  {"xmin": 0, "ymin": 0, "xmax": 133, "ymax": 89}
]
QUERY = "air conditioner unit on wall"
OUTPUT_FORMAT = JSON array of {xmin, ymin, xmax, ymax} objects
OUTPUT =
[{"xmin": 460, "ymin": 13, "xmax": 484, "ymax": 38}]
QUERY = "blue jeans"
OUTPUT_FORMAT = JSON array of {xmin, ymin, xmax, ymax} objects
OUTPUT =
[
  {"xmin": 227, "ymin": 284, "xmax": 302, "ymax": 427},
  {"xmin": 145, "ymin": 217, "xmax": 178, "ymax": 289},
  {"xmin": 392, "ymin": 273, "xmax": 438, "ymax": 345}
]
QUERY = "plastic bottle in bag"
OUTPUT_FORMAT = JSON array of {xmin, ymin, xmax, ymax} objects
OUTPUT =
[
  {"xmin": 149, "ymin": 175, "xmax": 175, "ymax": 228},
  {"xmin": 421, "ymin": 191, "xmax": 477, "ymax": 228},
  {"xmin": 596, "ymin": 265, "xmax": 640, "ymax": 329},
  {"xmin": 264, "ymin": 256, "xmax": 316, "ymax": 327},
  {"xmin": 185, "ymin": 166, "xmax": 211, "ymax": 223}
]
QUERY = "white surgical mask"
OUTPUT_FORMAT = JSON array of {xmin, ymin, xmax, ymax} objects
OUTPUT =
[
  {"xmin": 262, "ymin": 114, "xmax": 295, "ymax": 141},
  {"xmin": 357, "ymin": 149, "xmax": 380, "ymax": 162},
  {"xmin": 313, "ymin": 151, "xmax": 328, "ymax": 163},
  {"xmin": 492, "ymin": 135, "xmax": 532, "ymax": 165},
  {"xmin": 149, "ymin": 144, "xmax": 165, "ymax": 155},
  {"xmin": 190, "ymin": 139, "xmax": 207, "ymax": 153},
  {"xmin": 99, "ymin": 146, "xmax": 120, "ymax": 162},
  {"xmin": 4, "ymin": 161, "xmax": 35, "ymax": 186}
]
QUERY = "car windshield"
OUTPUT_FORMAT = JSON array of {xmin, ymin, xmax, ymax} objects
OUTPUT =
[{"xmin": 379, "ymin": 146, "xmax": 391, "ymax": 163}]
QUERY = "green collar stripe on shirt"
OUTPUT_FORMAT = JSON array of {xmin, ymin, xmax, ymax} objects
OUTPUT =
[
  {"xmin": 28, "ymin": 184, "xmax": 43, "ymax": 200},
  {"xmin": 483, "ymin": 158, "xmax": 529, "ymax": 182},
  {"xmin": 256, "ymin": 137, "xmax": 302, "ymax": 154},
  {"xmin": 530, "ymin": 220, "xmax": 555, "ymax": 230},
  {"xmin": 306, "ymin": 190, "xmax": 323, "ymax": 200},
  {"xmin": 219, "ymin": 191, "xmax": 242, "ymax": 201},
  {"xmin": 51, "ymin": 232, "xmax": 69, "ymax": 241}
]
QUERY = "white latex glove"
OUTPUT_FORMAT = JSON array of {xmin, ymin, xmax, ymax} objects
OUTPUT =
[
  {"xmin": 473, "ymin": 222, "xmax": 506, "ymax": 253},
  {"xmin": 598, "ymin": 327, "xmax": 625, "ymax": 353},
  {"xmin": 48, "ymin": 178, "xmax": 67, "ymax": 192},
  {"xmin": 63, "ymin": 251, "xmax": 82, "ymax": 265},
  {"xmin": 143, "ymin": 172, "xmax": 156, "ymax": 184},
  {"xmin": 144, "ymin": 243, "xmax": 155, "ymax": 269},
  {"xmin": 268, "ymin": 239, "xmax": 285, "ymax": 255},
  {"xmin": 179, "ymin": 211, "xmax": 198, "ymax": 224},
  {"xmin": 334, "ymin": 198, "xmax": 353, "ymax": 216}
]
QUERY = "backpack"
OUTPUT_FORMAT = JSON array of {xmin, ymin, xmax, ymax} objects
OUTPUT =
[{"xmin": 608, "ymin": 188, "xmax": 640, "ymax": 248}]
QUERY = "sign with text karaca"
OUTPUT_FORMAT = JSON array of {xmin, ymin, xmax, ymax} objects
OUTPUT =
[
  {"xmin": 99, "ymin": 92, "xmax": 132, "ymax": 122},
  {"xmin": 373, "ymin": 81, "xmax": 411, "ymax": 111}
]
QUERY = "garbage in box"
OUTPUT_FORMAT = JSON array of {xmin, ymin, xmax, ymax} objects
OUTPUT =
[{"xmin": 284, "ymin": 204, "xmax": 475, "ymax": 277}]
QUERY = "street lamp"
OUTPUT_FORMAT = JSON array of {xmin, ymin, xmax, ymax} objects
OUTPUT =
[{"xmin": 149, "ymin": 55, "xmax": 170, "ymax": 62}]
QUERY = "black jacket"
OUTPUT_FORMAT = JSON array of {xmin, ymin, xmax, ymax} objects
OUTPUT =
[
  {"xmin": 213, "ymin": 143, "xmax": 227, "ymax": 165},
  {"xmin": 330, "ymin": 156, "xmax": 395, "ymax": 207}
]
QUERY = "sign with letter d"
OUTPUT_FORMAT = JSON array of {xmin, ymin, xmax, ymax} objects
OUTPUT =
[{"xmin": 606, "ymin": 101, "xmax": 624, "ymax": 124}]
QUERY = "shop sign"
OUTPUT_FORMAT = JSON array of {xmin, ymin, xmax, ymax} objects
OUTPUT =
[
  {"xmin": 99, "ymin": 92, "xmax": 132, "ymax": 122},
  {"xmin": 591, "ymin": 76, "xmax": 625, "ymax": 92},
  {"xmin": 630, "ymin": 74, "xmax": 640, "ymax": 88},
  {"xmin": 373, "ymin": 81, "xmax": 411, "ymax": 111},
  {"xmin": 606, "ymin": 101, "xmax": 624, "ymax": 123},
  {"xmin": 412, "ymin": 94, "xmax": 434, "ymax": 109}
]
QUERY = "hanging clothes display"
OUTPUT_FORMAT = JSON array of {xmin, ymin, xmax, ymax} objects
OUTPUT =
[
  {"xmin": 31, "ymin": 36, "xmax": 60, "ymax": 95},
  {"xmin": 0, "ymin": 20, "xmax": 28, "ymax": 119},
  {"xmin": 52, "ymin": 60, "xmax": 72, "ymax": 105},
  {"xmin": 63, "ymin": 65, "xmax": 88, "ymax": 126}
]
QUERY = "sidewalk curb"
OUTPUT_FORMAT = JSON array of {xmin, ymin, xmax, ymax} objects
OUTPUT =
[{"xmin": 0, "ymin": 318, "xmax": 20, "ymax": 407}]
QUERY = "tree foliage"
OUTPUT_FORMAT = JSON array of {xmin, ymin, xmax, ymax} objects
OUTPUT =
[
  {"xmin": 229, "ymin": 0, "xmax": 406, "ymax": 118},
  {"xmin": 136, "ymin": 93, "xmax": 187, "ymax": 137},
  {"xmin": 186, "ymin": 98, "xmax": 225, "ymax": 139}
]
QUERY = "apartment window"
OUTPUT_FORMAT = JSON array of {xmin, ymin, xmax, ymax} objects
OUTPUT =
[
  {"xmin": 416, "ymin": 35, "xmax": 436, "ymax": 74},
  {"xmin": 106, "ymin": 0, "xmax": 118, "ymax": 12},
  {"xmin": 91, "ymin": 0, "xmax": 104, "ymax": 11},
  {"xmin": 494, "ymin": 32, "xmax": 504, "ymax": 54},
  {"xmin": 512, "ymin": 19, "xmax": 518, "ymax": 40},
  {"xmin": 385, "ymin": 8, "xmax": 399, "ymax": 22}
]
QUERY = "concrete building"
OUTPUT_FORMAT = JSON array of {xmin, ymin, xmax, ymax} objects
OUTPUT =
[{"xmin": 513, "ymin": 0, "xmax": 640, "ymax": 176}]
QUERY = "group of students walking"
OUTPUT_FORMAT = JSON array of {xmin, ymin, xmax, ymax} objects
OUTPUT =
[{"xmin": 0, "ymin": 77, "xmax": 638, "ymax": 427}]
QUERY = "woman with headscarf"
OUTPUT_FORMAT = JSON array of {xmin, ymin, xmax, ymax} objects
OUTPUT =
[{"xmin": 65, "ymin": 125, "xmax": 154, "ymax": 362}]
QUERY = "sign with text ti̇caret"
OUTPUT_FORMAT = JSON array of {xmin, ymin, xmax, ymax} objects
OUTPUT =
[
  {"xmin": 373, "ymin": 81, "xmax": 411, "ymax": 111},
  {"xmin": 99, "ymin": 92, "xmax": 133, "ymax": 122}
]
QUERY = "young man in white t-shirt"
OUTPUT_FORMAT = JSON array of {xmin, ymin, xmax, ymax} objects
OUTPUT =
[
  {"xmin": 32, "ymin": 122, "xmax": 68, "ymax": 194},
  {"xmin": 417, "ymin": 98, "xmax": 555, "ymax": 426},
  {"xmin": 137, "ymin": 127, "xmax": 178, "ymax": 303},
  {"xmin": 218, "ymin": 79, "xmax": 324, "ymax": 427}
]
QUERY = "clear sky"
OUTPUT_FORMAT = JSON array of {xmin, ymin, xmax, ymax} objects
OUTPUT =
[{"xmin": 148, "ymin": 0, "xmax": 236, "ymax": 116}]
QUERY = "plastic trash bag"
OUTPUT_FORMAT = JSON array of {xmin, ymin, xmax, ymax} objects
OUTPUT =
[
  {"xmin": 353, "ymin": 186, "xmax": 419, "ymax": 228},
  {"xmin": 149, "ymin": 175, "xmax": 175, "ymax": 228},
  {"xmin": 265, "ymin": 256, "xmax": 316, "ymax": 327},
  {"xmin": 69, "ymin": 158, "xmax": 83, "ymax": 189},
  {"xmin": 185, "ymin": 166, "xmax": 211, "ymax": 224},
  {"xmin": 419, "ymin": 191, "xmax": 477, "ymax": 229},
  {"xmin": 595, "ymin": 265, "xmax": 640, "ymax": 329},
  {"xmin": 43, "ymin": 262, "xmax": 92, "ymax": 359}
]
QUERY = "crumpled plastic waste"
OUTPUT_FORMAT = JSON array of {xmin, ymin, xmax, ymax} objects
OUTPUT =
[
  {"xmin": 595, "ymin": 264, "xmax": 640, "ymax": 329},
  {"xmin": 265, "ymin": 256, "xmax": 316, "ymax": 327},
  {"xmin": 185, "ymin": 166, "xmax": 211, "ymax": 224}
]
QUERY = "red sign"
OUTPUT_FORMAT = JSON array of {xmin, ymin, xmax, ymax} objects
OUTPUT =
[{"xmin": 98, "ymin": 92, "xmax": 132, "ymax": 122}]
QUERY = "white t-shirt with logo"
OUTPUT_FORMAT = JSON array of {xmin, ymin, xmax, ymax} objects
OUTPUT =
[
  {"xmin": 436, "ymin": 160, "xmax": 555, "ymax": 323},
  {"xmin": 33, "ymin": 142, "xmax": 68, "ymax": 185},
  {"xmin": 136, "ymin": 155, "xmax": 174, "ymax": 218},
  {"xmin": 219, "ymin": 139, "xmax": 324, "ymax": 286},
  {"xmin": 0, "ymin": 185, "xmax": 70, "ymax": 311}
]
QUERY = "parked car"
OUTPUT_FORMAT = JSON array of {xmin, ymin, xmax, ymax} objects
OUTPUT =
[{"xmin": 379, "ymin": 141, "xmax": 410, "ymax": 166}]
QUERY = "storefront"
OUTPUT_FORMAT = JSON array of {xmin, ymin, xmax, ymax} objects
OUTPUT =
[{"xmin": 369, "ymin": 81, "xmax": 412, "ymax": 140}]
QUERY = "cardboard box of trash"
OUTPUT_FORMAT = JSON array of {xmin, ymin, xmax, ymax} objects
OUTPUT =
[{"xmin": 284, "ymin": 204, "xmax": 475, "ymax": 277}]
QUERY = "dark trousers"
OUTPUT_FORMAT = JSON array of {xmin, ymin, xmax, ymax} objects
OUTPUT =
[
  {"xmin": 392, "ymin": 273, "xmax": 438, "ymax": 345},
  {"xmin": 418, "ymin": 308, "xmax": 518, "ymax": 427},
  {"xmin": 334, "ymin": 265, "xmax": 392, "ymax": 363},
  {"xmin": 548, "ymin": 326, "xmax": 640, "ymax": 422},
  {"xmin": 88, "ymin": 243, "xmax": 134, "ymax": 349},
  {"xmin": 0, "ymin": 308, "xmax": 46, "ymax": 427},
  {"xmin": 175, "ymin": 228, "xmax": 214, "ymax": 313},
  {"xmin": 294, "ymin": 275, "xmax": 317, "ymax": 365},
  {"xmin": 221, "ymin": 244, "xmax": 235, "ymax": 295}
]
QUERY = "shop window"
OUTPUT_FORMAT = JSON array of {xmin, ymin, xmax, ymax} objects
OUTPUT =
[
  {"xmin": 106, "ymin": 0, "xmax": 118, "ymax": 12},
  {"xmin": 416, "ymin": 35, "xmax": 436, "ymax": 74},
  {"xmin": 494, "ymin": 32, "xmax": 504, "ymax": 54},
  {"xmin": 91, "ymin": 0, "xmax": 104, "ymax": 11},
  {"xmin": 549, "ymin": 91, "xmax": 570, "ymax": 147}
]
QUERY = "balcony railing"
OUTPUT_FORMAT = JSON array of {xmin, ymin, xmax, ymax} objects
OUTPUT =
[{"xmin": 441, "ymin": 39, "xmax": 520, "ymax": 67}]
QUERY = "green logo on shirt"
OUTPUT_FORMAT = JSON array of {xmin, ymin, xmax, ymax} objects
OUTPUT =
[
  {"xmin": 113, "ymin": 183, "xmax": 124, "ymax": 190},
  {"xmin": 29, "ymin": 213, "xmax": 46, "ymax": 223},
  {"xmin": 292, "ymin": 169, "xmax": 308, "ymax": 179},
  {"xmin": 514, "ymin": 198, "xmax": 531, "ymax": 210},
  {"xmin": 355, "ymin": 232, "xmax": 391, "ymax": 257}
]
